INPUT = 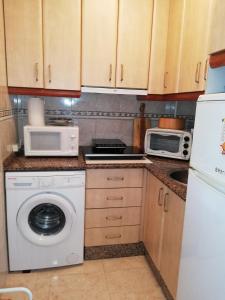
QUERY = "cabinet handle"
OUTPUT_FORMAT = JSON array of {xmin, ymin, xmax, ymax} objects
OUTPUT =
[
  {"xmin": 164, "ymin": 72, "xmax": 168, "ymax": 89},
  {"xmin": 48, "ymin": 64, "xmax": 52, "ymax": 83},
  {"xmin": 195, "ymin": 62, "xmax": 201, "ymax": 84},
  {"xmin": 204, "ymin": 59, "xmax": 208, "ymax": 81},
  {"xmin": 106, "ymin": 215, "xmax": 123, "ymax": 221},
  {"xmin": 158, "ymin": 187, "xmax": 164, "ymax": 206},
  {"xmin": 107, "ymin": 176, "xmax": 124, "ymax": 181},
  {"xmin": 35, "ymin": 63, "xmax": 39, "ymax": 82},
  {"xmin": 109, "ymin": 64, "xmax": 112, "ymax": 82},
  {"xmin": 163, "ymin": 193, "xmax": 169, "ymax": 212},
  {"xmin": 105, "ymin": 234, "xmax": 122, "ymax": 239},
  {"xmin": 120, "ymin": 64, "xmax": 124, "ymax": 82},
  {"xmin": 106, "ymin": 196, "xmax": 123, "ymax": 201}
]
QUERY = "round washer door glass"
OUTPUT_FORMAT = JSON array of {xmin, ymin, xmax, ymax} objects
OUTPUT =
[
  {"xmin": 17, "ymin": 193, "xmax": 76, "ymax": 246},
  {"xmin": 28, "ymin": 203, "xmax": 66, "ymax": 236}
]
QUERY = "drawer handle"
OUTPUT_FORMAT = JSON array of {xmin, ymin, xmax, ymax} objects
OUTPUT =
[
  {"xmin": 106, "ymin": 215, "xmax": 123, "ymax": 221},
  {"xmin": 106, "ymin": 196, "xmax": 124, "ymax": 201},
  {"xmin": 105, "ymin": 234, "xmax": 122, "ymax": 239},
  {"xmin": 107, "ymin": 176, "xmax": 124, "ymax": 181}
]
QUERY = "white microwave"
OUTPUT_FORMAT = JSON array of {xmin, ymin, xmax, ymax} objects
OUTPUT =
[
  {"xmin": 24, "ymin": 125, "xmax": 79, "ymax": 156},
  {"xmin": 144, "ymin": 128, "xmax": 192, "ymax": 160}
]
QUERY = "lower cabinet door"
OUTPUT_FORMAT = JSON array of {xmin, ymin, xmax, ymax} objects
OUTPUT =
[
  {"xmin": 85, "ymin": 225, "xmax": 140, "ymax": 246},
  {"xmin": 143, "ymin": 173, "xmax": 165, "ymax": 269},
  {"xmin": 160, "ymin": 190, "xmax": 185, "ymax": 299}
]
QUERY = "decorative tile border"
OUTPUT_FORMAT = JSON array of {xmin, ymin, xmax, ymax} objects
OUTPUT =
[
  {"xmin": 17, "ymin": 108, "xmax": 194, "ymax": 120},
  {"xmin": 0, "ymin": 108, "xmax": 16, "ymax": 120}
]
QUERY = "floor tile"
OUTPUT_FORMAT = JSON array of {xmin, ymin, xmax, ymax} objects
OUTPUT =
[
  {"xmin": 49, "ymin": 272, "xmax": 109, "ymax": 300},
  {"xmin": 105, "ymin": 268, "xmax": 158, "ymax": 294},
  {"xmin": 103, "ymin": 256, "xmax": 148, "ymax": 273},
  {"xmin": 3, "ymin": 256, "xmax": 165, "ymax": 300},
  {"xmin": 110, "ymin": 289, "xmax": 165, "ymax": 300},
  {"xmin": 46, "ymin": 260, "xmax": 104, "ymax": 279}
]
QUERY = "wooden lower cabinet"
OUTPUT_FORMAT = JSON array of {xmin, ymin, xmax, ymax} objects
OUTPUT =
[
  {"xmin": 143, "ymin": 174, "xmax": 165, "ymax": 269},
  {"xmin": 85, "ymin": 168, "xmax": 143, "ymax": 247},
  {"xmin": 85, "ymin": 225, "xmax": 140, "ymax": 247},
  {"xmin": 160, "ymin": 189, "xmax": 185, "ymax": 298},
  {"xmin": 143, "ymin": 172, "xmax": 185, "ymax": 299},
  {"xmin": 85, "ymin": 207, "xmax": 141, "ymax": 228}
]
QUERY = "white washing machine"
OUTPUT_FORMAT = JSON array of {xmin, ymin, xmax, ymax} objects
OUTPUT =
[{"xmin": 5, "ymin": 171, "xmax": 85, "ymax": 271}]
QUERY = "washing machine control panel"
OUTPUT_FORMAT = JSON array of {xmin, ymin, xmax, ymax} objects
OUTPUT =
[
  {"xmin": 6, "ymin": 176, "xmax": 39, "ymax": 189},
  {"xmin": 6, "ymin": 172, "xmax": 85, "ymax": 189},
  {"xmin": 39, "ymin": 177, "xmax": 54, "ymax": 188}
]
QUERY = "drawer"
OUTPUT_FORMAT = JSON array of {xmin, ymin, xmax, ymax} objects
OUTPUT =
[
  {"xmin": 85, "ymin": 207, "xmax": 141, "ymax": 228},
  {"xmin": 85, "ymin": 225, "xmax": 140, "ymax": 246},
  {"xmin": 86, "ymin": 169, "xmax": 143, "ymax": 188},
  {"xmin": 86, "ymin": 188, "xmax": 142, "ymax": 208}
]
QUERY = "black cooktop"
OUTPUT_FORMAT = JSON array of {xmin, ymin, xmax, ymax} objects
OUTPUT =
[
  {"xmin": 83, "ymin": 139, "xmax": 146, "ymax": 160},
  {"xmin": 92, "ymin": 139, "xmax": 127, "ymax": 150}
]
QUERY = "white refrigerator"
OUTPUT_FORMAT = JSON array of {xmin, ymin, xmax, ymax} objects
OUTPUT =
[{"xmin": 177, "ymin": 93, "xmax": 225, "ymax": 300}]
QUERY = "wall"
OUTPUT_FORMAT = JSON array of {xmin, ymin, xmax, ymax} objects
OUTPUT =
[
  {"xmin": 14, "ymin": 93, "xmax": 196, "ymax": 146},
  {"xmin": 206, "ymin": 66, "xmax": 225, "ymax": 94},
  {"xmin": 0, "ymin": 0, "xmax": 17, "ymax": 287}
]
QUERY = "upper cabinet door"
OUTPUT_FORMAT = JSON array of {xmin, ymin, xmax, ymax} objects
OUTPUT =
[
  {"xmin": 164, "ymin": 0, "xmax": 185, "ymax": 94},
  {"xmin": 0, "ymin": 0, "xmax": 6, "ymax": 88},
  {"xmin": 82, "ymin": 0, "xmax": 118, "ymax": 88},
  {"xmin": 43, "ymin": 0, "xmax": 81, "ymax": 90},
  {"xmin": 116, "ymin": 0, "xmax": 153, "ymax": 89},
  {"xmin": 209, "ymin": 0, "xmax": 225, "ymax": 54},
  {"xmin": 4, "ymin": 0, "xmax": 43, "ymax": 88},
  {"xmin": 148, "ymin": 0, "xmax": 170, "ymax": 94},
  {"xmin": 178, "ymin": 0, "xmax": 212, "ymax": 92}
]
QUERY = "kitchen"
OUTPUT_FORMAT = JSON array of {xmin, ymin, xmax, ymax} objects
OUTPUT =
[{"xmin": 0, "ymin": 0, "xmax": 224, "ymax": 300}]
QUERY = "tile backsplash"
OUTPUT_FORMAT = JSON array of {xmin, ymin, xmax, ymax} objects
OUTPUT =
[{"xmin": 13, "ymin": 93, "xmax": 196, "ymax": 146}]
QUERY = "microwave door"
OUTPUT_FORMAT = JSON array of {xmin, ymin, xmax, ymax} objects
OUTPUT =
[
  {"xmin": 29, "ymin": 131, "xmax": 62, "ymax": 155},
  {"xmin": 149, "ymin": 133, "xmax": 182, "ymax": 154}
]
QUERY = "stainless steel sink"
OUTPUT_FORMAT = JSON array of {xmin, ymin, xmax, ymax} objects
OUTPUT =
[{"xmin": 169, "ymin": 169, "xmax": 188, "ymax": 185}]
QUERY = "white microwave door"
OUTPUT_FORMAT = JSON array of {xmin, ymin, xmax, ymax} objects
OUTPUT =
[
  {"xmin": 30, "ymin": 132, "xmax": 62, "ymax": 151},
  {"xmin": 149, "ymin": 133, "xmax": 181, "ymax": 154},
  {"xmin": 191, "ymin": 99, "xmax": 225, "ymax": 180}
]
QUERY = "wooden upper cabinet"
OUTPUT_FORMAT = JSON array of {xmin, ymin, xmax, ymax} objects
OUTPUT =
[
  {"xmin": 82, "ymin": 0, "xmax": 118, "ymax": 88},
  {"xmin": 164, "ymin": 0, "xmax": 184, "ymax": 94},
  {"xmin": 0, "ymin": 0, "xmax": 6, "ymax": 87},
  {"xmin": 148, "ymin": 0, "xmax": 170, "ymax": 94},
  {"xmin": 43, "ymin": 0, "xmax": 81, "ymax": 90},
  {"xmin": 209, "ymin": 0, "xmax": 225, "ymax": 54},
  {"xmin": 4, "ymin": 0, "xmax": 43, "ymax": 88},
  {"xmin": 160, "ymin": 190, "xmax": 185, "ymax": 299},
  {"xmin": 116, "ymin": 0, "xmax": 153, "ymax": 89},
  {"xmin": 178, "ymin": 0, "xmax": 212, "ymax": 92}
]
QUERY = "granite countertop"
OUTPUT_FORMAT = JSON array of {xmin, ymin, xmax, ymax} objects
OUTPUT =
[{"xmin": 4, "ymin": 152, "xmax": 188, "ymax": 200}]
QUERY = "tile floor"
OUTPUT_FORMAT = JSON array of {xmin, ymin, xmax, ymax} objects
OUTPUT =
[{"xmin": 3, "ymin": 256, "xmax": 166, "ymax": 300}]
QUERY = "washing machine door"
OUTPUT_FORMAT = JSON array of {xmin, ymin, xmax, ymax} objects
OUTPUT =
[{"xmin": 17, "ymin": 192, "xmax": 76, "ymax": 246}]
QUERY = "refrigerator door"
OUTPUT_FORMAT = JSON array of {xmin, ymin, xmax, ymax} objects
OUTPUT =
[
  {"xmin": 177, "ymin": 168, "xmax": 225, "ymax": 300},
  {"xmin": 191, "ymin": 93, "xmax": 225, "ymax": 182}
]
